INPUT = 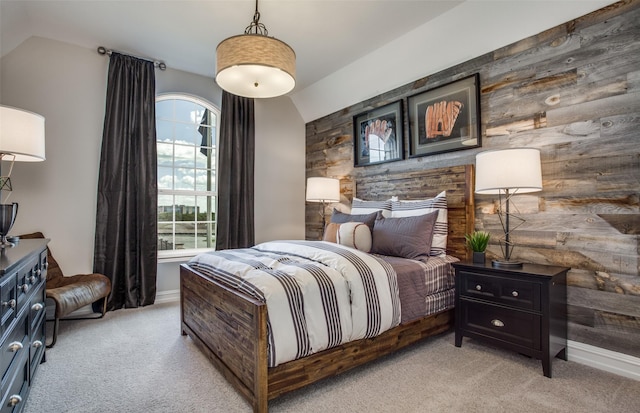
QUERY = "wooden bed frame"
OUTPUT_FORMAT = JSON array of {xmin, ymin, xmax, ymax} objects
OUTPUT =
[{"xmin": 180, "ymin": 164, "xmax": 475, "ymax": 412}]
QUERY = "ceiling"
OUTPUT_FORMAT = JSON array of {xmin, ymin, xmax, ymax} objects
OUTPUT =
[{"xmin": 0, "ymin": 0, "xmax": 464, "ymax": 92}]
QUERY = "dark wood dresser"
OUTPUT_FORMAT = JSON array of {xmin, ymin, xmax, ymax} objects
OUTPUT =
[
  {"xmin": 0, "ymin": 239, "xmax": 48, "ymax": 412},
  {"xmin": 453, "ymin": 261, "xmax": 569, "ymax": 378}
]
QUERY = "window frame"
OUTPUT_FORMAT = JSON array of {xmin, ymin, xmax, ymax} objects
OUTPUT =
[{"xmin": 156, "ymin": 93, "xmax": 220, "ymax": 261}]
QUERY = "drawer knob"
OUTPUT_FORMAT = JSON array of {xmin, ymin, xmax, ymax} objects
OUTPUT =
[
  {"xmin": 511, "ymin": 290, "xmax": 519, "ymax": 297},
  {"xmin": 8, "ymin": 341, "xmax": 24, "ymax": 352},
  {"xmin": 2, "ymin": 299, "xmax": 16, "ymax": 309},
  {"xmin": 491, "ymin": 319, "xmax": 505, "ymax": 328},
  {"xmin": 32, "ymin": 302, "xmax": 44, "ymax": 312},
  {"xmin": 29, "ymin": 275, "xmax": 37, "ymax": 284},
  {"xmin": 21, "ymin": 284, "xmax": 30, "ymax": 293},
  {"xmin": 32, "ymin": 340, "xmax": 43, "ymax": 349},
  {"xmin": 475, "ymin": 284, "xmax": 482, "ymax": 291},
  {"xmin": 37, "ymin": 269, "xmax": 42, "ymax": 275},
  {"xmin": 9, "ymin": 394, "xmax": 22, "ymax": 407}
]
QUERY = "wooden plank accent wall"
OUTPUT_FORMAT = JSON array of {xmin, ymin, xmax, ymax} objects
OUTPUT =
[{"xmin": 305, "ymin": 0, "xmax": 640, "ymax": 357}]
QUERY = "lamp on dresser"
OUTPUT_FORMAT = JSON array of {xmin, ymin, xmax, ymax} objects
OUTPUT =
[
  {"xmin": 0, "ymin": 105, "xmax": 46, "ymax": 247},
  {"xmin": 475, "ymin": 148, "xmax": 542, "ymax": 268},
  {"xmin": 306, "ymin": 177, "xmax": 340, "ymax": 234}
]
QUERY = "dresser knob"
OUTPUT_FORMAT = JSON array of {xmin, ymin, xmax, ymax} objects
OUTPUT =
[
  {"xmin": 32, "ymin": 302, "xmax": 44, "ymax": 312},
  {"xmin": 491, "ymin": 319, "xmax": 505, "ymax": 328},
  {"xmin": 32, "ymin": 340, "xmax": 43, "ymax": 349},
  {"xmin": 8, "ymin": 341, "xmax": 24, "ymax": 352},
  {"xmin": 2, "ymin": 299, "xmax": 16, "ymax": 309},
  {"xmin": 511, "ymin": 290, "xmax": 519, "ymax": 297},
  {"xmin": 8, "ymin": 394, "xmax": 22, "ymax": 407},
  {"xmin": 475, "ymin": 285, "xmax": 482, "ymax": 291},
  {"xmin": 29, "ymin": 275, "xmax": 37, "ymax": 284},
  {"xmin": 37, "ymin": 269, "xmax": 42, "ymax": 275},
  {"xmin": 21, "ymin": 284, "xmax": 30, "ymax": 293}
]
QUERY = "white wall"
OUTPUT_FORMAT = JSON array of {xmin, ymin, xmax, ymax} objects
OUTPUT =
[{"xmin": 0, "ymin": 36, "xmax": 306, "ymax": 296}]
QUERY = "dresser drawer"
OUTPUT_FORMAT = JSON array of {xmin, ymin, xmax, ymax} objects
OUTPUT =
[
  {"xmin": 15, "ymin": 257, "xmax": 39, "ymax": 311},
  {"xmin": 0, "ymin": 310, "xmax": 28, "ymax": 392},
  {"xmin": 459, "ymin": 299, "xmax": 541, "ymax": 351},
  {"xmin": 0, "ymin": 350, "xmax": 28, "ymax": 413},
  {"xmin": 28, "ymin": 283, "xmax": 45, "ymax": 336},
  {"xmin": 0, "ymin": 276, "xmax": 17, "ymax": 337},
  {"xmin": 459, "ymin": 270, "xmax": 541, "ymax": 311},
  {"xmin": 29, "ymin": 319, "xmax": 45, "ymax": 383}
]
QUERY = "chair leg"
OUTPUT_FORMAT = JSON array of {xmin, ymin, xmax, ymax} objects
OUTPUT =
[{"xmin": 47, "ymin": 317, "xmax": 59, "ymax": 349}]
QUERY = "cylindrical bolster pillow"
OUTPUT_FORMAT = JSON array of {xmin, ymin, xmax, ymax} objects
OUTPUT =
[{"xmin": 336, "ymin": 222, "xmax": 372, "ymax": 253}]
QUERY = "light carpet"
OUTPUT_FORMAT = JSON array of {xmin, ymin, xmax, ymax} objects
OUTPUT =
[{"xmin": 24, "ymin": 302, "xmax": 639, "ymax": 413}]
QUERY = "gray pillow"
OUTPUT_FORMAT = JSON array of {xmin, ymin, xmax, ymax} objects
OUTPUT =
[
  {"xmin": 330, "ymin": 209, "xmax": 379, "ymax": 231},
  {"xmin": 371, "ymin": 210, "xmax": 439, "ymax": 260}
]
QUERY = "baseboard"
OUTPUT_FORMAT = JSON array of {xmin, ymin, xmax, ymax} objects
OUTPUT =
[
  {"xmin": 155, "ymin": 289, "xmax": 180, "ymax": 304},
  {"xmin": 568, "ymin": 340, "xmax": 640, "ymax": 381}
]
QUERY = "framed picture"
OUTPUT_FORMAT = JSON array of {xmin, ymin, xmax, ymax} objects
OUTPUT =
[
  {"xmin": 408, "ymin": 73, "xmax": 481, "ymax": 157},
  {"xmin": 353, "ymin": 100, "xmax": 404, "ymax": 166}
]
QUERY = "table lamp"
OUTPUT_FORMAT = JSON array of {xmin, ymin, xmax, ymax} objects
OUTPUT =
[
  {"xmin": 475, "ymin": 148, "xmax": 542, "ymax": 268},
  {"xmin": 306, "ymin": 177, "xmax": 340, "ymax": 235},
  {"xmin": 0, "ymin": 105, "xmax": 46, "ymax": 248}
]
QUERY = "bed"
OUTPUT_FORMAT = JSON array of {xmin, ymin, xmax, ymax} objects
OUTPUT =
[{"xmin": 180, "ymin": 164, "xmax": 475, "ymax": 412}]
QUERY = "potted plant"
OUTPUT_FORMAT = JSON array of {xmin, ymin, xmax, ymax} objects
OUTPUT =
[{"xmin": 465, "ymin": 231, "xmax": 490, "ymax": 264}]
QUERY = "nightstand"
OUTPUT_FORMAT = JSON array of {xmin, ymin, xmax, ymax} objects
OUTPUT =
[{"xmin": 453, "ymin": 261, "xmax": 569, "ymax": 378}]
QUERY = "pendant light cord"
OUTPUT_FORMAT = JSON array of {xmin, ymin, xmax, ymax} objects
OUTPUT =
[{"xmin": 245, "ymin": 0, "xmax": 268, "ymax": 36}]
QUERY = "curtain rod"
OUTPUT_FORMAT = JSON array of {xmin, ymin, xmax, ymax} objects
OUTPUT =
[{"xmin": 97, "ymin": 46, "xmax": 167, "ymax": 70}]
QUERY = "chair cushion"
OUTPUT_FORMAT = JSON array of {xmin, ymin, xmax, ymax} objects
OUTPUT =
[{"xmin": 46, "ymin": 274, "xmax": 111, "ymax": 318}]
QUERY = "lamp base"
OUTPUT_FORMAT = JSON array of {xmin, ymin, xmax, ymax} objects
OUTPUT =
[{"xmin": 491, "ymin": 259, "xmax": 523, "ymax": 269}]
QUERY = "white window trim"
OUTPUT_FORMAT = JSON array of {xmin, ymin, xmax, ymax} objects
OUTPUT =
[{"xmin": 156, "ymin": 93, "xmax": 220, "ymax": 261}]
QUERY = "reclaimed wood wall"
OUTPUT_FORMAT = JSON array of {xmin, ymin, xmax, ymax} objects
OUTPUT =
[{"xmin": 305, "ymin": 0, "xmax": 640, "ymax": 357}]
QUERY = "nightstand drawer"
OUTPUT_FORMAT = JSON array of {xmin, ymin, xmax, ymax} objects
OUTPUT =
[
  {"xmin": 459, "ymin": 271, "xmax": 540, "ymax": 311},
  {"xmin": 459, "ymin": 299, "xmax": 541, "ymax": 350}
]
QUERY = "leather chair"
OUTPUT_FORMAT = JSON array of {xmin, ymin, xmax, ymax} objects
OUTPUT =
[{"xmin": 19, "ymin": 232, "xmax": 112, "ymax": 348}]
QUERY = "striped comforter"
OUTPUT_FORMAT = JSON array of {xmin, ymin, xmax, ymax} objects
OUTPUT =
[{"xmin": 188, "ymin": 240, "xmax": 401, "ymax": 367}]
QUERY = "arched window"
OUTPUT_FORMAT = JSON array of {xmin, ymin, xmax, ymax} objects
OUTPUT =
[{"xmin": 156, "ymin": 94, "xmax": 219, "ymax": 258}]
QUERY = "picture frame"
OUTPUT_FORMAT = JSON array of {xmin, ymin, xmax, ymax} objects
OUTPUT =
[
  {"xmin": 408, "ymin": 73, "xmax": 481, "ymax": 158},
  {"xmin": 353, "ymin": 100, "xmax": 404, "ymax": 167}
]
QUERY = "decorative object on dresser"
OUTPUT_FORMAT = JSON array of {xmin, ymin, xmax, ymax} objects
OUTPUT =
[
  {"xmin": 475, "ymin": 148, "xmax": 542, "ymax": 268},
  {"xmin": 18, "ymin": 232, "xmax": 111, "ymax": 349},
  {"xmin": 453, "ymin": 261, "xmax": 569, "ymax": 378},
  {"xmin": 0, "ymin": 105, "xmax": 46, "ymax": 249},
  {"xmin": 215, "ymin": 0, "xmax": 295, "ymax": 98},
  {"xmin": 305, "ymin": 177, "xmax": 340, "ymax": 235},
  {"xmin": 464, "ymin": 230, "xmax": 490, "ymax": 264},
  {"xmin": 0, "ymin": 238, "xmax": 49, "ymax": 412}
]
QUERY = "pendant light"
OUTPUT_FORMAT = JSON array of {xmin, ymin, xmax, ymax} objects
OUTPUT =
[{"xmin": 215, "ymin": 0, "xmax": 296, "ymax": 98}]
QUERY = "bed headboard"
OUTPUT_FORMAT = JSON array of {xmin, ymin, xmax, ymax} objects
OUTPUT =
[{"xmin": 355, "ymin": 164, "xmax": 475, "ymax": 260}]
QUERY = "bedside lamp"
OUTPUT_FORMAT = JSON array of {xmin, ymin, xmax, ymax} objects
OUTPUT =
[
  {"xmin": 475, "ymin": 148, "xmax": 542, "ymax": 268},
  {"xmin": 0, "ymin": 105, "xmax": 46, "ymax": 248},
  {"xmin": 306, "ymin": 177, "xmax": 340, "ymax": 234}
]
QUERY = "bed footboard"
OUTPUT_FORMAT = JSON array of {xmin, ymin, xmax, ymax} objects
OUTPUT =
[{"xmin": 180, "ymin": 264, "xmax": 268, "ymax": 412}]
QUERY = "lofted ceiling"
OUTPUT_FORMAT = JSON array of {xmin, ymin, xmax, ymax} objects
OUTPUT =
[{"xmin": 0, "ymin": 0, "xmax": 464, "ymax": 91}]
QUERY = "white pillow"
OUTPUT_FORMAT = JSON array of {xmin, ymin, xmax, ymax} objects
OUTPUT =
[
  {"xmin": 351, "ymin": 198, "xmax": 392, "ymax": 218},
  {"xmin": 391, "ymin": 191, "xmax": 447, "ymax": 257},
  {"xmin": 336, "ymin": 222, "xmax": 372, "ymax": 253}
]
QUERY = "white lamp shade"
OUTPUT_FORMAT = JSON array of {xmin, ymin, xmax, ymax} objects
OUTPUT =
[
  {"xmin": 0, "ymin": 105, "xmax": 46, "ymax": 162},
  {"xmin": 475, "ymin": 148, "xmax": 542, "ymax": 194},
  {"xmin": 306, "ymin": 177, "xmax": 340, "ymax": 203},
  {"xmin": 216, "ymin": 34, "xmax": 296, "ymax": 98}
]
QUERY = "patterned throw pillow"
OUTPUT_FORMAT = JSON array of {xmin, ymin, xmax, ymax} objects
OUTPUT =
[
  {"xmin": 351, "ymin": 198, "xmax": 392, "ymax": 218},
  {"xmin": 391, "ymin": 191, "xmax": 447, "ymax": 257}
]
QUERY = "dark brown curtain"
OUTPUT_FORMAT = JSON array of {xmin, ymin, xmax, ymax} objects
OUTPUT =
[
  {"xmin": 94, "ymin": 53, "xmax": 157, "ymax": 311},
  {"xmin": 215, "ymin": 91, "xmax": 255, "ymax": 250}
]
